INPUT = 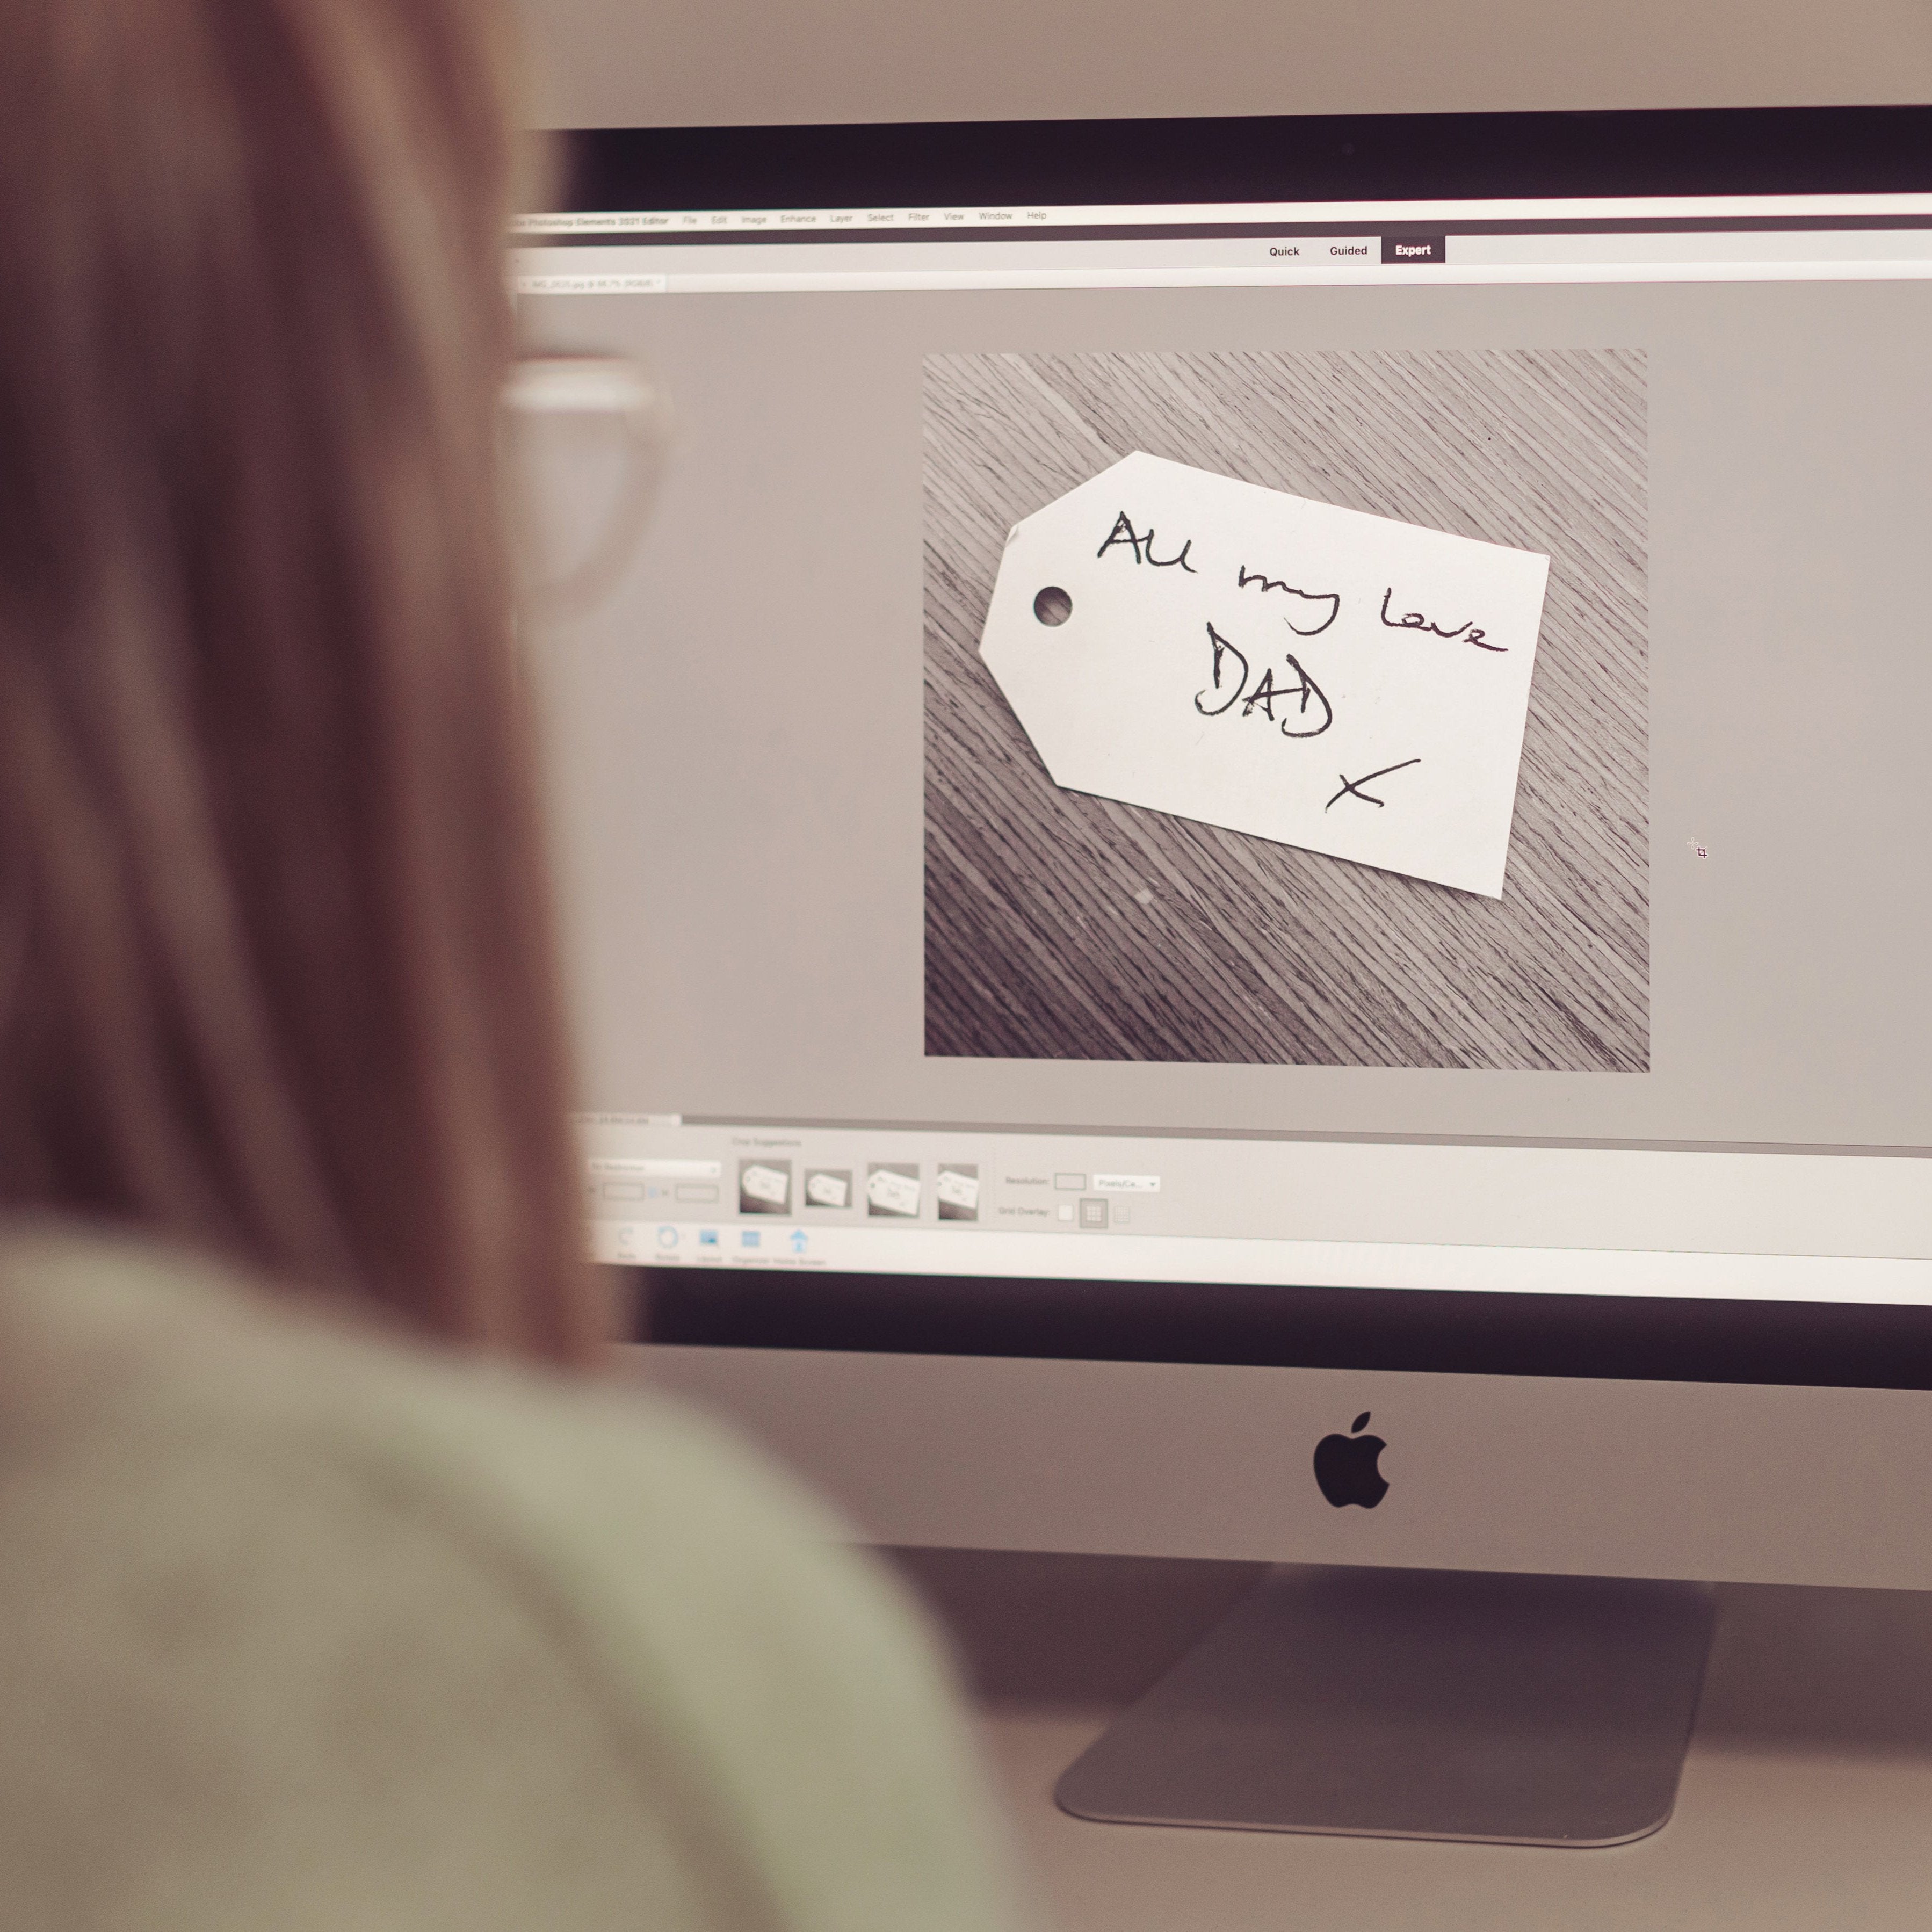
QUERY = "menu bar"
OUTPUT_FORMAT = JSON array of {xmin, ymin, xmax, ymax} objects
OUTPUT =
[{"xmin": 517, "ymin": 192, "xmax": 1932, "ymax": 240}]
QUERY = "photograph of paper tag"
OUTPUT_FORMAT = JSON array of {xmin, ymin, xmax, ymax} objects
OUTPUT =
[
  {"xmin": 936, "ymin": 1163, "xmax": 980, "ymax": 1219},
  {"xmin": 737, "ymin": 1160, "xmax": 791, "ymax": 1213},
  {"xmin": 804, "ymin": 1168, "xmax": 851, "ymax": 1209},
  {"xmin": 866, "ymin": 1163, "xmax": 922, "ymax": 1218},
  {"xmin": 978, "ymin": 451, "xmax": 1550, "ymax": 899},
  {"xmin": 923, "ymin": 348, "xmax": 1648, "ymax": 1072}
]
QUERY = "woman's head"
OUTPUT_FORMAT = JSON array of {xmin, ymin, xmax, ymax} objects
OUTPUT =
[{"xmin": 0, "ymin": 0, "xmax": 603, "ymax": 1362}]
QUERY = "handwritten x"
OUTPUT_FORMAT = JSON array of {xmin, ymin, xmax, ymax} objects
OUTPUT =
[{"xmin": 1325, "ymin": 758, "xmax": 1422, "ymax": 811}]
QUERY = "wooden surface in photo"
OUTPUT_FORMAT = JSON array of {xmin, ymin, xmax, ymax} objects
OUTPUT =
[{"xmin": 923, "ymin": 350, "xmax": 1648, "ymax": 1068}]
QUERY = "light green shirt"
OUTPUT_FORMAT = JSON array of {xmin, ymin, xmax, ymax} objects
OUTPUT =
[{"xmin": 0, "ymin": 1225, "xmax": 1025, "ymax": 1931}]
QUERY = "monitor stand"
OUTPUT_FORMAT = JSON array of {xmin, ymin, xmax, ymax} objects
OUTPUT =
[{"xmin": 1054, "ymin": 1565, "xmax": 1715, "ymax": 1847}]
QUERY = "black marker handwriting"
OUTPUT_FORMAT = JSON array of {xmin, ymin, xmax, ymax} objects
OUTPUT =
[
  {"xmin": 1243, "ymin": 655, "xmax": 1333, "ymax": 737},
  {"xmin": 1235, "ymin": 567, "xmax": 1341, "ymax": 636},
  {"xmin": 1097, "ymin": 511, "xmax": 1197, "ymax": 572},
  {"xmin": 1379, "ymin": 587, "xmax": 1466, "ymax": 639},
  {"xmin": 1193, "ymin": 624, "xmax": 1332, "ymax": 737},
  {"xmin": 1325, "ymin": 758, "xmax": 1422, "ymax": 811},
  {"xmin": 1379, "ymin": 587, "xmax": 1506, "ymax": 650},
  {"xmin": 1193, "ymin": 623, "xmax": 1249, "ymax": 717}
]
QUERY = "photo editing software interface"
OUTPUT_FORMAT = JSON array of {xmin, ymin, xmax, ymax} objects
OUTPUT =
[{"xmin": 516, "ymin": 175, "xmax": 1932, "ymax": 1307}]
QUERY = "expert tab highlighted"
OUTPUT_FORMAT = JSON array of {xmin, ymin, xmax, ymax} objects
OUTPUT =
[{"xmin": 1381, "ymin": 235, "xmax": 1446, "ymax": 264}]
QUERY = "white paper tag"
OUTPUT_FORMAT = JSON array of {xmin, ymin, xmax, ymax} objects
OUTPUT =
[
  {"xmin": 866, "ymin": 1166, "xmax": 922, "ymax": 1217},
  {"xmin": 805, "ymin": 1170, "xmax": 850, "ymax": 1209},
  {"xmin": 978, "ymin": 451, "xmax": 1551, "ymax": 898},
  {"xmin": 936, "ymin": 1168, "xmax": 981, "ymax": 1211},
  {"xmin": 739, "ymin": 1162, "xmax": 789, "ymax": 1207}
]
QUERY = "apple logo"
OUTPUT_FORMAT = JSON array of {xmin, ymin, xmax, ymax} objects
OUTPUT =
[{"xmin": 1313, "ymin": 1410, "xmax": 1389, "ymax": 1509}]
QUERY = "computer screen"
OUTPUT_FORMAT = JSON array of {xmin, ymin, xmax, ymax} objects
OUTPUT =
[{"xmin": 515, "ymin": 107, "xmax": 1932, "ymax": 1405}]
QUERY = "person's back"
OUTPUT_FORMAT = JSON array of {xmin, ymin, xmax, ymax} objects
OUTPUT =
[
  {"xmin": 0, "ymin": 3, "xmax": 1023, "ymax": 1924},
  {"xmin": 0, "ymin": 1227, "xmax": 1018, "ymax": 1930}
]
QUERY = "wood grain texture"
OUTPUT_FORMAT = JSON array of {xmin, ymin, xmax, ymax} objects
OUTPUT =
[{"xmin": 923, "ymin": 350, "xmax": 1648, "ymax": 1069}]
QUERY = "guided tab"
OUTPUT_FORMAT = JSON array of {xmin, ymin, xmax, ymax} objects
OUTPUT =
[{"xmin": 1265, "ymin": 237, "xmax": 1377, "ymax": 265}]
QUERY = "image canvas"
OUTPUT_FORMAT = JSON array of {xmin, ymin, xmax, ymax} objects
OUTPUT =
[{"xmin": 922, "ymin": 348, "xmax": 1649, "ymax": 1071}]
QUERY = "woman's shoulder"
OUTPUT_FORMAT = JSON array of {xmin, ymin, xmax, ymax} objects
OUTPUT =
[{"xmin": 0, "ymin": 1222, "xmax": 1022, "ymax": 1932}]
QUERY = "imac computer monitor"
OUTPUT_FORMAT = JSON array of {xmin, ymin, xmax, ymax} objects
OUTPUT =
[{"xmin": 515, "ymin": 105, "xmax": 1932, "ymax": 1843}]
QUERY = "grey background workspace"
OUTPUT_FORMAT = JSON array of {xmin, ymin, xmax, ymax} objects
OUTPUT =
[{"xmin": 526, "ymin": 274, "xmax": 1932, "ymax": 1155}]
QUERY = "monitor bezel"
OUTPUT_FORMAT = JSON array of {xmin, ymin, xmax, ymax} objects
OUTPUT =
[
  {"xmin": 555, "ymin": 104, "xmax": 1932, "ymax": 215},
  {"xmin": 636, "ymin": 1267, "xmax": 1932, "ymax": 1391}
]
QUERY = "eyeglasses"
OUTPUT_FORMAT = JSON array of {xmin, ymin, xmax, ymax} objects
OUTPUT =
[{"xmin": 503, "ymin": 350, "xmax": 671, "ymax": 623}]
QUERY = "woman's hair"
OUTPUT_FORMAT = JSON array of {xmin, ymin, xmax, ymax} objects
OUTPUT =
[{"xmin": 0, "ymin": 0, "xmax": 604, "ymax": 1364}]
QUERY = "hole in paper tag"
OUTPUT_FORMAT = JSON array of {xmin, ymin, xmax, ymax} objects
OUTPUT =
[
  {"xmin": 1033, "ymin": 585, "xmax": 1073, "ymax": 626},
  {"xmin": 977, "ymin": 451, "xmax": 1551, "ymax": 899}
]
